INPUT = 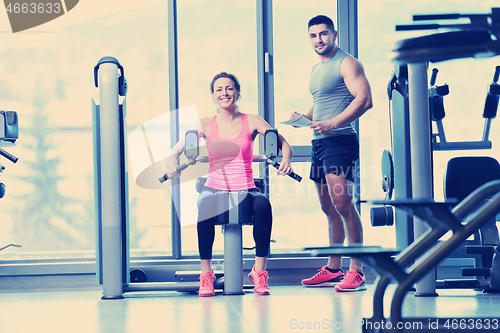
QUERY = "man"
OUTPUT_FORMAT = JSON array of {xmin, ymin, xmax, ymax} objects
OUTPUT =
[{"xmin": 296, "ymin": 15, "xmax": 372, "ymax": 292}]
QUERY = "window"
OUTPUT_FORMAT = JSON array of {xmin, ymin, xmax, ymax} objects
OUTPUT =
[
  {"xmin": 177, "ymin": 0, "xmax": 258, "ymax": 256},
  {"xmin": 4, "ymin": 0, "xmax": 497, "ymax": 269},
  {"xmin": 273, "ymin": 0, "xmax": 337, "ymax": 146},
  {"xmin": 270, "ymin": 1, "xmax": 338, "ymax": 252},
  {"xmin": 0, "ymin": 0, "xmax": 169, "ymax": 260}
]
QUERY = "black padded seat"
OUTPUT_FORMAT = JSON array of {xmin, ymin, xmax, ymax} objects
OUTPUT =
[
  {"xmin": 445, "ymin": 156, "xmax": 500, "ymax": 251},
  {"xmin": 445, "ymin": 156, "xmax": 500, "ymax": 203},
  {"xmin": 393, "ymin": 30, "xmax": 497, "ymax": 63}
]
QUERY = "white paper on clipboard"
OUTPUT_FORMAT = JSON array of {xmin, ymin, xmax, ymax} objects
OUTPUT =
[{"xmin": 279, "ymin": 114, "xmax": 312, "ymax": 127}]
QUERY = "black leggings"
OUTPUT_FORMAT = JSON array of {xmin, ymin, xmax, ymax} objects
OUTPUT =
[{"xmin": 197, "ymin": 187, "xmax": 272, "ymax": 260}]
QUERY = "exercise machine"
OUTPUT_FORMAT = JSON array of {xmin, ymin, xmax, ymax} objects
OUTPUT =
[
  {"xmin": 307, "ymin": 180, "xmax": 500, "ymax": 332},
  {"xmin": 371, "ymin": 63, "xmax": 499, "ymax": 224},
  {"xmin": 371, "ymin": 8, "xmax": 500, "ymax": 296},
  {"xmin": 429, "ymin": 65, "xmax": 499, "ymax": 289},
  {"xmin": 373, "ymin": 64, "xmax": 500, "ymax": 289},
  {"xmin": 92, "ymin": 56, "xmax": 301, "ymax": 298},
  {"xmin": 0, "ymin": 110, "xmax": 19, "ymax": 196},
  {"xmin": 429, "ymin": 66, "xmax": 499, "ymax": 151},
  {"xmin": 440, "ymin": 156, "xmax": 500, "ymax": 291},
  {"xmin": 157, "ymin": 129, "xmax": 301, "ymax": 295},
  {"xmin": 92, "ymin": 56, "xmax": 129, "ymax": 299},
  {"xmin": 0, "ymin": 110, "xmax": 21, "ymax": 252}
]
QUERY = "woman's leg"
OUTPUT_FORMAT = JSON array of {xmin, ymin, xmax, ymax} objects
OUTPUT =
[
  {"xmin": 200, "ymin": 259, "xmax": 212, "ymax": 273},
  {"xmin": 197, "ymin": 188, "xmax": 218, "ymax": 297},
  {"xmin": 255, "ymin": 256, "xmax": 267, "ymax": 271},
  {"xmin": 197, "ymin": 188, "xmax": 218, "ymax": 272},
  {"xmin": 251, "ymin": 191, "xmax": 272, "ymax": 270}
]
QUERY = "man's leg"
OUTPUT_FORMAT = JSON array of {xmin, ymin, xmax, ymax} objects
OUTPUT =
[
  {"xmin": 315, "ymin": 181, "xmax": 345, "ymax": 270},
  {"xmin": 300, "ymin": 181, "xmax": 346, "ymax": 287},
  {"xmin": 325, "ymin": 172, "xmax": 363, "ymax": 272}
]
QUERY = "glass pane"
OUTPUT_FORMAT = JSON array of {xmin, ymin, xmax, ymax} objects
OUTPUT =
[
  {"xmin": 177, "ymin": 1, "xmax": 258, "ymax": 256},
  {"xmin": 0, "ymin": 0, "xmax": 169, "ymax": 260},
  {"xmin": 270, "ymin": 1, "xmax": 337, "ymax": 253},
  {"xmin": 273, "ymin": 0, "xmax": 337, "ymax": 146},
  {"xmin": 123, "ymin": 1, "xmax": 171, "ymax": 257},
  {"xmin": 358, "ymin": 0, "xmax": 500, "ymax": 246},
  {"xmin": 268, "ymin": 162, "xmax": 329, "ymax": 252}
]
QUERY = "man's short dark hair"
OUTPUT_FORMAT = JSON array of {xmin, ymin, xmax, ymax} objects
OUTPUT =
[{"xmin": 308, "ymin": 15, "xmax": 335, "ymax": 32}]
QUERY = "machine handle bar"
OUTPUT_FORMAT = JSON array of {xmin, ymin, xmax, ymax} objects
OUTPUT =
[
  {"xmin": 493, "ymin": 66, "xmax": 500, "ymax": 83},
  {"xmin": 395, "ymin": 23, "xmax": 472, "ymax": 31},
  {"xmin": 413, "ymin": 13, "xmax": 462, "ymax": 21},
  {"xmin": 266, "ymin": 158, "xmax": 302, "ymax": 182},
  {"xmin": 159, "ymin": 156, "xmax": 302, "ymax": 183},
  {"xmin": 158, "ymin": 158, "xmax": 197, "ymax": 183},
  {"xmin": 430, "ymin": 68, "xmax": 439, "ymax": 86},
  {"xmin": 0, "ymin": 148, "xmax": 18, "ymax": 163},
  {"xmin": 398, "ymin": 8, "xmax": 497, "ymax": 32}
]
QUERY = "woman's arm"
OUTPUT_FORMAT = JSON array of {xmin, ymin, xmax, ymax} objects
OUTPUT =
[{"xmin": 165, "ymin": 119, "xmax": 206, "ymax": 179}]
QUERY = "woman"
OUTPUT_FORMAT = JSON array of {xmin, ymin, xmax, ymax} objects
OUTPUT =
[{"xmin": 165, "ymin": 72, "xmax": 294, "ymax": 296}]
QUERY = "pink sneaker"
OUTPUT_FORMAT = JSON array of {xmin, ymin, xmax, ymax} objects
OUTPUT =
[
  {"xmin": 334, "ymin": 270, "xmax": 366, "ymax": 292},
  {"xmin": 248, "ymin": 265, "xmax": 270, "ymax": 295},
  {"xmin": 199, "ymin": 270, "xmax": 216, "ymax": 297},
  {"xmin": 301, "ymin": 266, "xmax": 344, "ymax": 287}
]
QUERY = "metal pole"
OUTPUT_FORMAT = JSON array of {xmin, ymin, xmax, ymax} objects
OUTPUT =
[
  {"xmin": 407, "ymin": 62, "xmax": 438, "ymax": 297},
  {"xmin": 223, "ymin": 224, "xmax": 244, "ymax": 295},
  {"xmin": 168, "ymin": 0, "xmax": 182, "ymax": 259},
  {"xmin": 256, "ymin": 0, "xmax": 274, "ymax": 197},
  {"xmin": 222, "ymin": 192, "xmax": 244, "ymax": 295},
  {"xmin": 99, "ymin": 62, "xmax": 124, "ymax": 299},
  {"xmin": 392, "ymin": 66, "xmax": 414, "ymax": 249},
  {"xmin": 337, "ymin": 0, "xmax": 361, "ymax": 212}
]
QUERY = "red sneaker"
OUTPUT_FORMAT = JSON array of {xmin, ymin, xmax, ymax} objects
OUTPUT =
[
  {"xmin": 248, "ymin": 265, "xmax": 270, "ymax": 295},
  {"xmin": 199, "ymin": 270, "xmax": 216, "ymax": 297},
  {"xmin": 301, "ymin": 266, "xmax": 344, "ymax": 287},
  {"xmin": 334, "ymin": 270, "xmax": 366, "ymax": 292}
]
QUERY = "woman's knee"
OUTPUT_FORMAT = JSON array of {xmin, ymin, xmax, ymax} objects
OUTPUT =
[
  {"xmin": 252, "ymin": 193, "xmax": 272, "ymax": 215},
  {"xmin": 197, "ymin": 191, "xmax": 218, "ymax": 222}
]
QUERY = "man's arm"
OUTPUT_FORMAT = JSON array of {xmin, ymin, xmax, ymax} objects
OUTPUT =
[
  {"xmin": 310, "ymin": 57, "xmax": 373, "ymax": 135},
  {"xmin": 304, "ymin": 105, "xmax": 314, "ymax": 120},
  {"xmin": 289, "ymin": 105, "xmax": 313, "ymax": 120}
]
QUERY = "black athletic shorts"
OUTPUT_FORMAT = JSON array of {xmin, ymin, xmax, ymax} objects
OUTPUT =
[{"xmin": 310, "ymin": 133, "xmax": 359, "ymax": 184}]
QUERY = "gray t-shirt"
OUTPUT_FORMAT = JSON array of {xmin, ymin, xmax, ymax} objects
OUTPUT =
[{"xmin": 309, "ymin": 48, "xmax": 356, "ymax": 139}]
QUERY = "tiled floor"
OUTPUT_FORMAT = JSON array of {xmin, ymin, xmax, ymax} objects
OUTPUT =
[{"xmin": 1, "ymin": 284, "xmax": 499, "ymax": 333}]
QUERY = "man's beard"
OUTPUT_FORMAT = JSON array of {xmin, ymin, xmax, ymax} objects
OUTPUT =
[
  {"xmin": 315, "ymin": 43, "xmax": 333, "ymax": 55},
  {"xmin": 314, "ymin": 44, "xmax": 333, "ymax": 55}
]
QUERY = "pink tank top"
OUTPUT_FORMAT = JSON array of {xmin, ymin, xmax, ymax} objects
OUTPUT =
[{"xmin": 205, "ymin": 113, "xmax": 255, "ymax": 191}]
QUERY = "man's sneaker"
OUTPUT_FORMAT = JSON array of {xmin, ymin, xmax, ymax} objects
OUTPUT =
[
  {"xmin": 301, "ymin": 266, "xmax": 344, "ymax": 287},
  {"xmin": 248, "ymin": 265, "xmax": 270, "ymax": 295},
  {"xmin": 199, "ymin": 270, "xmax": 216, "ymax": 297},
  {"xmin": 334, "ymin": 269, "xmax": 366, "ymax": 292}
]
